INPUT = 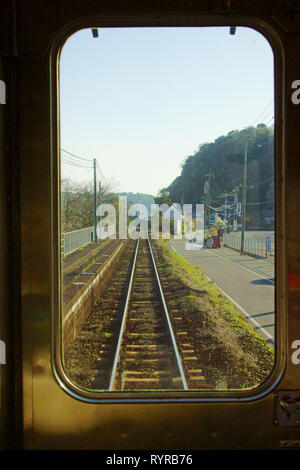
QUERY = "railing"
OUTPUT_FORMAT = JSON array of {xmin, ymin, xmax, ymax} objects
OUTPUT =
[
  {"xmin": 61, "ymin": 226, "xmax": 94, "ymax": 256},
  {"xmin": 223, "ymin": 232, "xmax": 274, "ymax": 260}
]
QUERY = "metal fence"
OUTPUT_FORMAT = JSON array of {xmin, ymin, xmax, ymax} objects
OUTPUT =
[
  {"xmin": 223, "ymin": 232, "xmax": 274, "ymax": 260},
  {"xmin": 61, "ymin": 226, "xmax": 94, "ymax": 256}
]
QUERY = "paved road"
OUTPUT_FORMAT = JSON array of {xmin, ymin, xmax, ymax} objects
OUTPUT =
[{"xmin": 169, "ymin": 240, "xmax": 275, "ymax": 344}]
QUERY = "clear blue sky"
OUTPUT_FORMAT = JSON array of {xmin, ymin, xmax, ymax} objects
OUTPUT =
[{"xmin": 60, "ymin": 26, "xmax": 274, "ymax": 195}]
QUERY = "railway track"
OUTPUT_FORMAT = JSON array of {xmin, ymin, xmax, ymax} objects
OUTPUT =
[
  {"xmin": 108, "ymin": 236, "xmax": 188, "ymax": 391},
  {"xmin": 65, "ymin": 235, "xmax": 209, "ymax": 391}
]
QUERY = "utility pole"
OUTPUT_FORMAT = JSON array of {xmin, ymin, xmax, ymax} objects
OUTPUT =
[
  {"xmin": 205, "ymin": 169, "xmax": 214, "ymax": 231},
  {"xmin": 224, "ymin": 194, "xmax": 228, "ymax": 233},
  {"xmin": 93, "ymin": 158, "xmax": 97, "ymax": 243},
  {"xmin": 233, "ymin": 189, "xmax": 238, "ymax": 232},
  {"xmin": 240, "ymin": 138, "xmax": 249, "ymax": 254}
]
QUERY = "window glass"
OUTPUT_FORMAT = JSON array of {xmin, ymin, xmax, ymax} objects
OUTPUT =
[{"xmin": 60, "ymin": 27, "xmax": 275, "ymax": 392}]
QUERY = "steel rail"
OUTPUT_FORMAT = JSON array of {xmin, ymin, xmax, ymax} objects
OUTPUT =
[
  {"xmin": 146, "ymin": 236, "xmax": 188, "ymax": 390},
  {"xmin": 108, "ymin": 237, "xmax": 140, "ymax": 391},
  {"xmin": 109, "ymin": 231, "xmax": 188, "ymax": 391}
]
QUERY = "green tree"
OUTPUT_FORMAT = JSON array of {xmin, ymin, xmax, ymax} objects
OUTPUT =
[
  {"xmin": 61, "ymin": 178, "xmax": 117, "ymax": 232},
  {"xmin": 213, "ymin": 215, "xmax": 227, "ymax": 235},
  {"xmin": 155, "ymin": 188, "xmax": 172, "ymax": 205}
]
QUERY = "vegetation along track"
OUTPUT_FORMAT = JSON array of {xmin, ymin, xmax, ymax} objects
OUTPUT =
[{"xmin": 65, "ymin": 237, "xmax": 212, "ymax": 391}]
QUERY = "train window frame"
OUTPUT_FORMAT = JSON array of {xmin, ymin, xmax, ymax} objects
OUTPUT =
[{"xmin": 50, "ymin": 18, "xmax": 286, "ymax": 403}]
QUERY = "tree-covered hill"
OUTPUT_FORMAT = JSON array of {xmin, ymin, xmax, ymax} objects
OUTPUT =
[
  {"xmin": 118, "ymin": 192, "xmax": 155, "ymax": 213},
  {"xmin": 164, "ymin": 124, "xmax": 274, "ymax": 229}
]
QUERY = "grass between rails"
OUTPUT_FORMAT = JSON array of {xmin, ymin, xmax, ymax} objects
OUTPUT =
[{"xmin": 154, "ymin": 239, "xmax": 274, "ymax": 389}]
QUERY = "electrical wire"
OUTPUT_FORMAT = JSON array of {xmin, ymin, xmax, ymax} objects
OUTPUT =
[
  {"xmin": 258, "ymin": 108, "xmax": 274, "ymax": 123},
  {"xmin": 61, "ymin": 152, "xmax": 110, "ymax": 196},
  {"xmin": 248, "ymin": 176, "xmax": 273, "ymax": 188},
  {"xmin": 265, "ymin": 117, "xmax": 274, "ymax": 126},
  {"xmin": 245, "ymin": 200, "xmax": 274, "ymax": 205},
  {"xmin": 96, "ymin": 161, "xmax": 108, "ymax": 185},
  {"xmin": 207, "ymin": 204, "xmax": 226, "ymax": 211},
  {"xmin": 61, "ymin": 159, "xmax": 93, "ymax": 169},
  {"xmin": 61, "ymin": 148, "xmax": 93, "ymax": 163},
  {"xmin": 250, "ymin": 99, "xmax": 274, "ymax": 127}
]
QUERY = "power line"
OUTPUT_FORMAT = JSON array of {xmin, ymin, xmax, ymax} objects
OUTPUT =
[
  {"xmin": 96, "ymin": 166, "xmax": 103, "ymax": 182},
  {"xmin": 61, "ymin": 152, "xmax": 108, "ymax": 185},
  {"xmin": 265, "ymin": 117, "xmax": 274, "ymax": 126},
  {"xmin": 61, "ymin": 148, "xmax": 93, "ymax": 163},
  {"xmin": 210, "ymin": 196, "xmax": 225, "ymax": 204},
  {"xmin": 260, "ymin": 108, "xmax": 274, "ymax": 122},
  {"xmin": 209, "ymin": 171, "xmax": 273, "ymax": 201},
  {"xmin": 61, "ymin": 153, "xmax": 109, "ymax": 203},
  {"xmin": 207, "ymin": 204, "xmax": 225, "ymax": 212},
  {"xmin": 96, "ymin": 161, "xmax": 108, "ymax": 185},
  {"xmin": 250, "ymin": 99, "xmax": 274, "ymax": 127},
  {"xmin": 217, "ymin": 188, "xmax": 239, "ymax": 199},
  {"xmin": 245, "ymin": 200, "xmax": 274, "ymax": 205},
  {"xmin": 61, "ymin": 158, "xmax": 93, "ymax": 169},
  {"xmin": 61, "ymin": 161, "xmax": 93, "ymax": 169},
  {"xmin": 248, "ymin": 176, "xmax": 273, "ymax": 188},
  {"xmin": 61, "ymin": 154, "xmax": 93, "ymax": 164},
  {"xmin": 252, "ymin": 107, "xmax": 273, "ymax": 125}
]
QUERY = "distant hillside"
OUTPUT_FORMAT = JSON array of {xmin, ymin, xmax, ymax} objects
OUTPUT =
[
  {"xmin": 118, "ymin": 192, "xmax": 156, "ymax": 212},
  {"xmin": 162, "ymin": 124, "xmax": 274, "ymax": 230}
]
